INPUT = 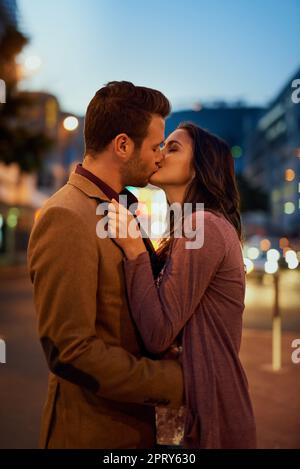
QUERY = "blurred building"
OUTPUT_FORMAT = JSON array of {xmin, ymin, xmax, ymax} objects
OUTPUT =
[
  {"xmin": 0, "ymin": 88, "xmax": 84, "ymax": 263},
  {"xmin": 0, "ymin": 90, "xmax": 84, "ymax": 204},
  {"xmin": 165, "ymin": 104, "xmax": 264, "ymax": 174},
  {"xmin": 245, "ymin": 67, "xmax": 300, "ymax": 235},
  {"xmin": 18, "ymin": 91, "xmax": 84, "ymax": 193},
  {"xmin": 0, "ymin": 0, "xmax": 17, "ymax": 36}
]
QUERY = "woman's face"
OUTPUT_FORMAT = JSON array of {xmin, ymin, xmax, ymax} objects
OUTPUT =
[{"xmin": 149, "ymin": 128, "xmax": 195, "ymax": 189}]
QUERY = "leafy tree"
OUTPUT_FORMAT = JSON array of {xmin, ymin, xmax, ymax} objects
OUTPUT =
[{"xmin": 0, "ymin": 25, "xmax": 53, "ymax": 172}]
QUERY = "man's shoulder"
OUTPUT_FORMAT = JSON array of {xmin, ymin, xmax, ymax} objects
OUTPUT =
[{"xmin": 39, "ymin": 182, "xmax": 97, "ymax": 222}]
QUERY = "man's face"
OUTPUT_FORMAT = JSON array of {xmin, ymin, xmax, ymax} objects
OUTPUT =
[{"xmin": 121, "ymin": 115, "xmax": 165, "ymax": 187}]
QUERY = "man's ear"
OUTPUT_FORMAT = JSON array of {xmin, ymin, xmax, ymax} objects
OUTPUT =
[{"xmin": 113, "ymin": 133, "xmax": 134, "ymax": 160}]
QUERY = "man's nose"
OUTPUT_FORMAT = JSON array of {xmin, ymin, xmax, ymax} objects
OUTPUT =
[{"xmin": 156, "ymin": 148, "xmax": 165, "ymax": 164}]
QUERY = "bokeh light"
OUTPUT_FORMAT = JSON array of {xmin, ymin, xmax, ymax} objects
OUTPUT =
[
  {"xmin": 63, "ymin": 116, "xmax": 79, "ymax": 131},
  {"xmin": 267, "ymin": 249, "xmax": 280, "ymax": 262},
  {"xmin": 285, "ymin": 168, "xmax": 295, "ymax": 182},
  {"xmin": 260, "ymin": 238, "xmax": 271, "ymax": 251},
  {"xmin": 264, "ymin": 260, "xmax": 279, "ymax": 274},
  {"xmin": 243, "ymin": 257, "xmax": 254, "ymax": 274},
  {"xmin": 284, "ymin": 202, "xmax": 295, "ymax": 214},
  {"xmin": 247, "ymin": 247, "xmax": 260, "ymax": 260}
]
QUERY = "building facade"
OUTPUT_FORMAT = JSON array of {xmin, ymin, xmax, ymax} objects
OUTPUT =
[{"xmin": 245, "ymin": 68, "xmax": 300, "ymax": 235}]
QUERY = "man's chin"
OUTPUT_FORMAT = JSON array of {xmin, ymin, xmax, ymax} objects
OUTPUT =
[{"xmin": 130, "ymin": 179, "xmax": 148, "ymax": 188}]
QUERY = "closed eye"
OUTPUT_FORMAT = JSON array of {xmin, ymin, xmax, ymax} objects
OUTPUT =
[{"xmin": 167, "ymin": 146, "xmax": 178, "ymax": 153}]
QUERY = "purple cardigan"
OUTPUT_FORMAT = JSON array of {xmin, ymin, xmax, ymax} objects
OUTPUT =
[{"xmin": 123, "ymin": 211, "xmax": 256, "ymax": 449}]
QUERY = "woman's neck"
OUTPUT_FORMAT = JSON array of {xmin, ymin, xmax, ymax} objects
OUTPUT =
[{"xmin": 163, "ymin": 185, "xmax": 188, "ymax": 206}]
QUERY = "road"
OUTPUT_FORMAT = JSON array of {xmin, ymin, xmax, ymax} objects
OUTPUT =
[{"xmin": 0, "ymin": 265, "xmax": 299, "ymax": 448}]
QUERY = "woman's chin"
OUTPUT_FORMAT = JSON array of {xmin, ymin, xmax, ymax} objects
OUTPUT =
[{"xmin": 149, "ymin": 172, "xmax": 163, "ymax": 188}]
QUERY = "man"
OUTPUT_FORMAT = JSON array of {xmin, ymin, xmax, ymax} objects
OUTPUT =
[{"xmin": 27, "ymin": 81, "xmax": 184, "ymax": 449}]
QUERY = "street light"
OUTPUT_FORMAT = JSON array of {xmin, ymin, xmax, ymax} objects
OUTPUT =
[
  {"xmin": 63, "ymin": 116, "xmax": 79, "ymax": 132},
  {"xmin": 24, "ymin": 55, "xmax": 42, "ymax": 73}
]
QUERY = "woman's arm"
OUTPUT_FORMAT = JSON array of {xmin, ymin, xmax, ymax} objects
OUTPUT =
[{"xmin": 123, "ymin": 215, "xmax": 225, "ymax": 354}]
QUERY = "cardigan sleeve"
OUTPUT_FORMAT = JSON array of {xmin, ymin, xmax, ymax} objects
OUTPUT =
[{"xmin": 123, "ymin": 213, "xmax": 226, "ymax": 354}]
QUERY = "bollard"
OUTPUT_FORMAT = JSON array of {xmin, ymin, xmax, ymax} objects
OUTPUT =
[
  {"xmin": 0, "ymin": 338, "xmax": 6, "ymax": 364},
  {"xmin": 272, "ymin": 271, "xmax": 281, "ymax": 371}
]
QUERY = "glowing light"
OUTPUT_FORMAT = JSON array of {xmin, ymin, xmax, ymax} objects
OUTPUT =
[
  {"xmin": 284, "ymin": 202, "xmax": 295, "ymax": 214},
  {"xmin": 151, "ymin": 239, "xmax": 161, "ymax": 251},
  {"xmin": 267, "ymin": 249, "xmax": 280, "ymax": 262},
  {"xmin": 63, "ymin": 116, "xmax": 79, "ymax": 131},
  {"xmin": 285, "ymin": 168, "xmax": 295, "ymax": 182},
  {"xmin": 285, "ymin": 250, "xmax": 297, "ymax": 263},
  {"xmin": 247, "ymin": 247, "xmax": 260, "ymax": 260},
  {"xmin": 288, "ymin": 258, "xmax": 299, "ymax": 269},
  {"xmin": 231, "ymin": 146, "xmax": 243, "ymax": 159},
  {"xmin": 7, "ymin": 214, "xmax": 17, "ymax": 228},
  {"xmin": 243, "ymin": 258, "xmax": 254, "ymax": 274},
  {"xmin": 152, "ymin": 190, "xmax": 167, "ymax": 205},
  {"xmin": 0, "ymin": 214, "xmax": 3, "ymax": 229},
  {"xmin": 126, "ymin": 187, "xmax": 140, "ymax": 198},
  {"xmin": 24, "ymin": 55, "xmax": 42, "ymax": 72},
  {"xmin": 264, "ymin": 261, "xmax": 279, "ymax": 274},
  {"xmin": 260, "ymin": 238, "xmax": 271, "ymax": 251},
  {"xmin": 279, "ymin": 237, "xmax": 289, "ymax": 249},
  {"xmin": 6, "ymin": 207, "xmax": 20, "ymax": 229}
]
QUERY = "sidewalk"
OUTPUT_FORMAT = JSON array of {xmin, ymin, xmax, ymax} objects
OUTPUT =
[{"xmin": 240, "ymin": 329, "xmax": 300, "ymax": 449}]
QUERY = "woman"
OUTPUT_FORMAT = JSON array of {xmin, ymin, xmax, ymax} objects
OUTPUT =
[{"xmin": 107, "ymin": 123, "xmax": 257, "ymax": 449}]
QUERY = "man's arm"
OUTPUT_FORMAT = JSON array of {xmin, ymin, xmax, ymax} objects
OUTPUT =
[{"xmin": 27, "ymin": 205, "xmax": 183, "ymax": 407}]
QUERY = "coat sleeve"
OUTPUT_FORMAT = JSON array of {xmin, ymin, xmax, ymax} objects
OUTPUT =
[
  {"xmin": 123, "ymin": 214, "xmax": 226, "ymax": 354},
  {"xmin": 27, "ymin": 205, "xmax": 183, "ymax": 407}
]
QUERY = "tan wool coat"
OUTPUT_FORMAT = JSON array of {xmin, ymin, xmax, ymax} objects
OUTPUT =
[{"xmin": 27, "ymin": 171, "xmax": 184, "ymax": 449}]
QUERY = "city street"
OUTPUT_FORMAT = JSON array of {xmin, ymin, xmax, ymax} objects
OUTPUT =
[{"xmin": 0, "ymin": 265, "xmax": 299, "ymax": 448}]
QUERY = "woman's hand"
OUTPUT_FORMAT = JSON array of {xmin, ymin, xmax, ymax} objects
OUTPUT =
[
  {"xmin": 162, "ymin": 344, "xmax": 183, "ymax": 361},
  {"xmin": 107, "ymin": 199, "xmax": 147, "ymax": 260}
]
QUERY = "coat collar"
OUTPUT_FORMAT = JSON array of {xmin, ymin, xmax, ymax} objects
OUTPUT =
[
  {"xmin": 67, "ymin": 171, "xmax": 111, "ymax": 202},
  {"xmin": 67, "ymin": 171, "xmax": 139, "ymax": 210}
]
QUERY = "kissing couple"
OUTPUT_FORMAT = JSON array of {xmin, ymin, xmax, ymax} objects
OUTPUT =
[{"xmin": 28, "ymin": 81, "xmax": 256, "ymax": 449}]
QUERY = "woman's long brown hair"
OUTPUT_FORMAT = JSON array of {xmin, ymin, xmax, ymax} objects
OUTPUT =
[{"xmin": 156, "ymin": 122, "xmax": 242, "ymax": 261}]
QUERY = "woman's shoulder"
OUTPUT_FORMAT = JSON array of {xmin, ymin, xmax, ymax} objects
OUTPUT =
[
  {"xmin": 183, "ymin": 210, "xmax": 238, "ymax": 251},
  {"xmin": 189, "ymin": 210, "xmax": 234, "ymax": 234}
]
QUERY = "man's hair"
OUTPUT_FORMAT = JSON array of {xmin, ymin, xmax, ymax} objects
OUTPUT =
[{"xmin": 84, "ymin": 81, "xmax": 171, "ymax": 155}]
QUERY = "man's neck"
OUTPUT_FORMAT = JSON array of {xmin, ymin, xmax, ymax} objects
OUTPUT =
[{"xmin": 82, "ymin": 155, "xmax": 124, "ymax": 194}]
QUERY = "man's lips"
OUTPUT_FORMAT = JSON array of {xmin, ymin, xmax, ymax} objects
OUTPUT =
[{"xmin": 152, "ymin": 165, "xmax": 163, "ymax": 174}]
